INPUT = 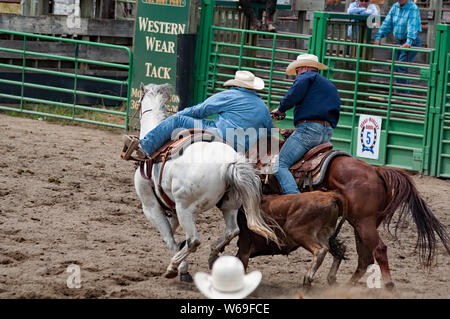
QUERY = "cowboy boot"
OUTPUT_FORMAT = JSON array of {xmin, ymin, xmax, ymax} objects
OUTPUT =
[
  {"xmin": 121, "ymin": 135, "xmax": 147, "ymax": 160},
  {"xmin": 250, "ymin": 17, "xmax": 262, "ymax": 31},
  {"xmin": 265, "ymin": 15, "xmax": 276, "ymax": 32}
]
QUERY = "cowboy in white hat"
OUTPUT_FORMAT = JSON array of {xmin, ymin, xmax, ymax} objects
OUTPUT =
[
  {"xmin": 127, "ymin": 70, "xmax": 273, "ymax": 158},
  {"xmin": 194, "ymin": 255, "xmax": 262, "ymax": 299},
  {"xmin": 271, "ymin": 54, "xmax": 341, "ymax": 194}
]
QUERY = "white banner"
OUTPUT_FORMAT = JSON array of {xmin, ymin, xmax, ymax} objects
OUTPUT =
[{"xmin": 357, "ymin": 115, "xmax": 382, "ymax": 160}]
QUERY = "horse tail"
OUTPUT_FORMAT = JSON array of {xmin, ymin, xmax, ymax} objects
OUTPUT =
[
  {"xmin": 328, "ymin": 191, "xmax": 348, "ymax": 260},
  {"xmin": 376, "ymin": 166, "xmax": 450, "ymax": 267},
  {"xmin": 224, "ymin": 154, "xmax": 282, "ymax": 247}
]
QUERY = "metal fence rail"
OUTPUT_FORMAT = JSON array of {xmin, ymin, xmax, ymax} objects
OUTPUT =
[
  {"xmin": 0, "ymin": 30, "xmax": 132, "ymax": 129},
  {"xmin": 436, "ymin": 53, "xmax": 450, "ymax": 177},
  {"xmin": 205, "ymin": 26, "xmax": 312, "ymax": 119},
  {"xmin": 322, "ymin": 40, "xmax": 435, "ymax": 172}
]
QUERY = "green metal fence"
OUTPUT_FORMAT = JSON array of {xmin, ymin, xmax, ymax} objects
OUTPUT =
[
  {"xmin": 434, "ymin": 24, "xmax": 450, "ymax": 178},
  {"xmin": 323, "ymin": 42, "xmax": 435, "ymax": 172},
  {"xmin": 193, "ymin": 0, "xmax": 311, "ymax": 121},
  {"xmin": 194, "ymin": 7, "xmax": 450, "ymax": 175},
  {"xmin": 204, "ymin": 26, "xmax": 311, "ymax": 120},
  {"xmin": 0, "ymin": 30, "xmax": 133, "ymax": 129}
]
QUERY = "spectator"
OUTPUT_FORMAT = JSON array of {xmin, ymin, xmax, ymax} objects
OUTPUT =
[
  {"xmin": 374, "ymin": 0, "xmax": 422, "ymax": 93},
  {"xmin": 347, "ymin": 0, "xmax": 379, "ymax": 39},
  {"xmin": 239, "ymin": 0, "xmax": 277, "ymax": 32}
]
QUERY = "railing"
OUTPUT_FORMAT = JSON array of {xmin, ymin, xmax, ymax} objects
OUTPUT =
[
  {"xmin": 323, "ymin": 40, "xmax": 435, "ymax": 171},
  {"xmin": 0, "ymin": 30, "xmax": 133, "ymax": 129},
  {"xmin": 205, "ymin": 26, "xmax": 312, "ymax": 113}
]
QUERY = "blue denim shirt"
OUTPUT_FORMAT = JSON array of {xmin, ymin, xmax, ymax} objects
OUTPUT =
[
  {"xmin": 278, "ymin": 71, "xmax": 341, "ymax": 128},
  {"xmin": 375, "ymin": 1, "xmax": 422, "ymax": 45},
  {"xmin": 177, "ymin": 88, "xmax": 274, "ymax": 151}
]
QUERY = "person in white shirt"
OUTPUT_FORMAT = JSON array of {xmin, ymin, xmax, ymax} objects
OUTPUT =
[{"xmin": 347, "ymin": 0, "xmax": 379, "ymax": 39}]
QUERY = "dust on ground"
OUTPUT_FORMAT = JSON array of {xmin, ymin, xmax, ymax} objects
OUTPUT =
[{"xmin": 0, "ymin": 114, "xmax": 449, "ymax": 299}]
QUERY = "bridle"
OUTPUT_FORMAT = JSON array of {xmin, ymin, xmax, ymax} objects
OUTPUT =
[{"xmin": 129, "ymin": 91, "xmax": 146, "ymax": 122}]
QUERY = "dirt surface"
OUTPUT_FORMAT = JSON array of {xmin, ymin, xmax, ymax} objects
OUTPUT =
[{"xmin": 0, "ymin": 114, "xmax": 449, "ymax": 299}]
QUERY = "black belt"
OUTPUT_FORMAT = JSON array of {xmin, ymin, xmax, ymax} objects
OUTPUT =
[{"xmin": 295, "ymin": 119, "xmax": 331, "ymax": 127}]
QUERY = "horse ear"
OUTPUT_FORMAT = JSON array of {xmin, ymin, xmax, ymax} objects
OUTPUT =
[{"xmin": 140, "ymin": 82, "xmax": 146, "ymax": 96}]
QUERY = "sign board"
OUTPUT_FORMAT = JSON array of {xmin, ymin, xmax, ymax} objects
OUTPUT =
[
  {"xmin": 356, "ymin": 115, "xmax": 382, "ymax": 160},
  {"xmin": 129, "ymin": 0, "xmax": 193, "ymax": 126}
]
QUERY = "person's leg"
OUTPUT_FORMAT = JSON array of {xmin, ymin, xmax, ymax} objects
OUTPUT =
[
  {"xmin": 265, "ymin": 0, "xmax": 277, "ymax": 32},
  {"xmin": 274, "ymin": 123, "xmax": 327, "ymax": 194},
  {"xmin": 239, "ymin": 0, "xmax": 260, "ymax": 30},
  {"xmin": 140, "ymin": 115, "xmax": 215, "ymax": 156},
  {"xmin": 395, "ymin": 43, "xmax": 407, "ymax": 92}
]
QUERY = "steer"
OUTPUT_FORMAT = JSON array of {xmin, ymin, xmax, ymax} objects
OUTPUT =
[{"xmin": 236, "ymin": 190, "xmax": 347, "ymax": 286}]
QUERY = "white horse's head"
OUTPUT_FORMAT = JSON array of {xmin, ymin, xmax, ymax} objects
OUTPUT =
[{"xmin": 139, "ymin": 83, "xmax": 172, "ymax": 137}]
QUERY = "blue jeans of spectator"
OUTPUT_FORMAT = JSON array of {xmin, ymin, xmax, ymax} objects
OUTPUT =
[
  {"xmin": 273, "ymin": 122, "xmax": 333, "ymax": 194},
  {"xmin": 140, "ymin": 115, "xmax": 219, "ymax": 156},
  {"xmin": 395, "ymin": 36, "xmax": 421, "ymax": 93}
]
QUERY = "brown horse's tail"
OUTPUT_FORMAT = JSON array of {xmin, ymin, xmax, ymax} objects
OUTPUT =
[{"xmin": 376, "ymin": 167, "xmax": 450, "ymax": 267}]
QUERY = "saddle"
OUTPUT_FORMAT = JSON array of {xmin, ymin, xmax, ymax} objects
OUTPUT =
[
  {"xmin": 249, "ymin": 137, "xmax": 350, "ymax": 193},
  {"xmin": 122, "ymin": 129, "xmax": 219, "ymax": 216}
]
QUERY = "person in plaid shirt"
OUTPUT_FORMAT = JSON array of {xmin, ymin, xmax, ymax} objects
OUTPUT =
[{"xmin": 374, "ymin": 0, "xmax": 422, "ymax": 93}]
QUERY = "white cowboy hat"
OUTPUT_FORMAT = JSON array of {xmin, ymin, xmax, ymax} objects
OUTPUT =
[
  {"xmin": 286, "ymin": 54, "xmax": 328, "ymax": 75},
  {"xmin": 194, "ymin": 255, "xmax": 262, "ymax": 299},
  {"xmin": 223, "ymin": 70, "xmax": 265, "ymax": 91}
]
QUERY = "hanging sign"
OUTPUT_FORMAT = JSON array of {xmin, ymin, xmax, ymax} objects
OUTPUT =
[
  {"xmin": 129, "ymin": 0, "xmax": 193, "ymax": 127},
  {"xmin": 357, "ymin": 114, "xmax": 382, "ymax": 160}
]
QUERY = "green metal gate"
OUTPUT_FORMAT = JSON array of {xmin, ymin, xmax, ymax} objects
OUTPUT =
[
  {"xmin": 312, "ymin": 12, "xmax": 437, "ymax": 173},
  {"xmin": 193, "ymin": 2, "xmax": 312, "ymax": 125},
  {"xmin": 0, "ymin": 30, "xmax": 133, "ymax": 129},
  {"xmin": 434, "ymin": 25, "xmax": 450, "ymax": 178}
]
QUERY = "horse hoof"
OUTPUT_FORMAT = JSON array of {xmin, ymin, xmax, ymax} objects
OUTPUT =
[
  {"xmin": 180, "ymin": 272, "xmax": 193, "ymax": 283},
  {"xmin": 327, "ymin": 276, "xmax": 337, "ymax": 286},
  {"xmin": 164, "ymin": 269, "xmax": 178, "ymax": 279},
  {"xmin": 384, "ymin": 281, "xmax": 395, "ymax": 291}
]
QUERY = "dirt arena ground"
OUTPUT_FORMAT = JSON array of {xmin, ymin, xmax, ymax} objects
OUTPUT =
[{"xmin": 0, "ymin": 114, "xmax": 449, "ymax": 299}]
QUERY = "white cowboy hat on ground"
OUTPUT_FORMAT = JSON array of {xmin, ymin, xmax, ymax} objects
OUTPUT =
[
  {"xmin": 286, "ymin": 54, "xmax": 328, "ymax": 76},
  {"xmin": 223, "ymin": 70, "xmax": 265, "ymax": 91},
  {"xmin": 194, "ymin": 255, "xmax": 262, "ymax": 299}
]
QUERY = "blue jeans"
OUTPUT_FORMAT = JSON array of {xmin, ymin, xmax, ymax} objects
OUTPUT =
[
  {"xmin": 274, "ymin": 122, "xmax": 333, "ymax": 194},
  {"xmin": 140, "ymin": 115, "xmax": 219, "ymax": 155},
  {"xmin": 395, "ymin": 37, "xmax": 421, "ymax": 93}
]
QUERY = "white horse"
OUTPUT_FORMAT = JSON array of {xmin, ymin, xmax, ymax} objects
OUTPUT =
[{"xmin": 133, "ymin": 83, "xmax": 279, "ymax": 280}]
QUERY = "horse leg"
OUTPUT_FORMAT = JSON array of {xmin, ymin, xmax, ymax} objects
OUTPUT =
[
  {"xmin": 142, "ymin": 204, "xmax": 179, "ymax": 253},
  {"xmin": 164, "ymin": 208, "xmax": 200, "ymax": 279},
  {"xmin": 352, "ymin": 224, "xmax": 395, "ymax": 290},
  {"xmin": 327, "ymin": 256, "xmax": 342, "ymax": 285},
  {"xmin": 208, "ymin": 208, "xmax": 240, "ymax": 269},
  {"xmin": 349, "ymin": 229, "xmax": 374, "ymax": 285},
  {"xmin": 303, "ymin": 245, "xmax": 328, "ymax": 287},
  {"xmin": 167, "ymin": 216, "xmax": 192, "ymax": 282}
]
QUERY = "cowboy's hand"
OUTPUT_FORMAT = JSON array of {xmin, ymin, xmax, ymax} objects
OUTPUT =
[
  {"xmin": 271, "ymin": 108, "xmax": 286, "ymax": 120},
  {"xmin": 373, "ymin": 40, "xmax": 381, "ymax": 45},
  {"xmin": 401, "ymin": 43, "xmax": 411, "ymax": 48}
]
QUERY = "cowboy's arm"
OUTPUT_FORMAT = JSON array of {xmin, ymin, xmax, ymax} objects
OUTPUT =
[
  {"xmin": 347, "ymin": 2, "xmax": 365, "ymax": 14},
  {"xmin": 278, "ymin": 76, "xmax": 309, "ymax": 113},
  {"xmin": 366, "ymin": 4, "xmax": 379, "ymax": 16},
  {"xmin": 176, "ymin": 94, "xmax": 226, "ymax": 118},
  {"xmin": 406, "ymin": 7, "xmax": 421, "ymax": 46},
  {"xmin": 375, "ymin": 7, "xmax": 394, "ymax": 41}
]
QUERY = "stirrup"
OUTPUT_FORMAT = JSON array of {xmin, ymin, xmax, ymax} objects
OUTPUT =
[{"xmin": 121, "ymin": 135, "xmax": 141, "ymax": 160}]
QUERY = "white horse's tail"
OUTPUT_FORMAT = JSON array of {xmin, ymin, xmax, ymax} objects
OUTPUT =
[{"xmin": 224, "ymin": 154, "xmax": 281, "ymax": 246}]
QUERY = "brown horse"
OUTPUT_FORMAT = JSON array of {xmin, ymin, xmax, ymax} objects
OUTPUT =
[
  {"xmin": 263, "ymin": 154, "xmax": 450, "ymax": 289},
  {"xmin": 236, "ymin": 191, "xmax": 348, "ymax": 287}
]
